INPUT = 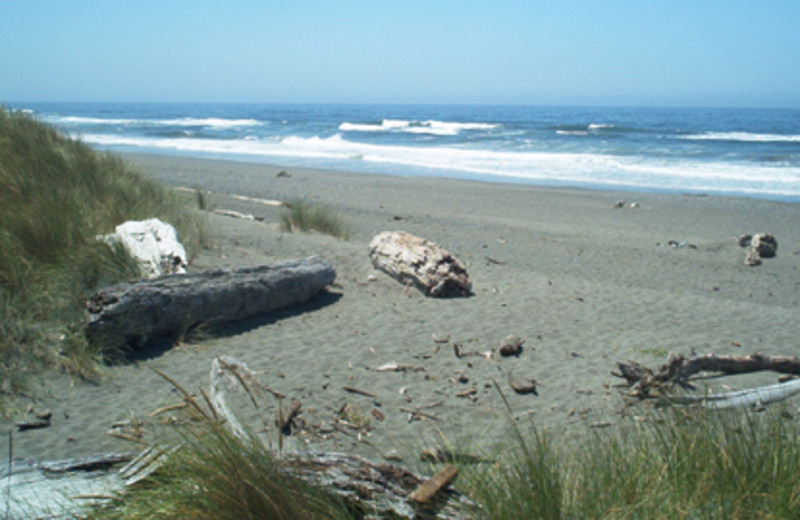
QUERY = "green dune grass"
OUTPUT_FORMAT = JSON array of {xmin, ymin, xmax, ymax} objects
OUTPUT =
[{"xmin": 0, "ymin": 107, "xmax": 203, "ymax": 404}]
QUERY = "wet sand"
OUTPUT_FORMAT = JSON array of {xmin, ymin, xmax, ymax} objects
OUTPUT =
[{"xmin": 4, "ymin": 153, "xmax": 800, "ymax": 465}]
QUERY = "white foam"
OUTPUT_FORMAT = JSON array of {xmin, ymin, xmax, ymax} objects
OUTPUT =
[
  {"xmin": 56, "ymin": 116, "xmax": 140, "ymax": 125},
  {"xmin": 339, "ymin": 119, "xmax": 498, "ymax": 136},
  {"xmin": 159, "ymin": 117, "xmax": 263, "ymax": 129},
  {"xmin": 50, "ymin": 115, "xmax": 262, "ymax": 129},
  {"xmin": 680, "ymin": 132, "xmax": 800, "ymax": 143},
  {"xmin": 80, "ymin": 132, "xmax": 800, "ymax": 198}
]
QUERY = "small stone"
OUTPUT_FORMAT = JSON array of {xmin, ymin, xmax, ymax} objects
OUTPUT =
[
  {"xmin": 745, "ymin": 249, "xmax": 762, "ymax": 266},
  {"xmin": 751, "ymin": 233, "xmax": 777, "ymax": 258},
  {"xmin": 384, "ymin": 449, "xmax": 403, "ymax": 462},
  {"xmin": 499, "ymin": 334, "xmax": 524, "ymax": 357}
]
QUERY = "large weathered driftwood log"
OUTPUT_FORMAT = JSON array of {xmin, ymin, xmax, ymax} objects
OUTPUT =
[
  {"xmin": 369, "ymin": 231, "xmax": 472, "ymax": 297},
  {"xmin": 86, "ymin": 256, "xmax": 336, "ymax": 345}
]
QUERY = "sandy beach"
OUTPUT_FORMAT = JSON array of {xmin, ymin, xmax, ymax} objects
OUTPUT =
[{"xmin": 4, "ymin": 153, "xmax": 800, "ymax": 465}]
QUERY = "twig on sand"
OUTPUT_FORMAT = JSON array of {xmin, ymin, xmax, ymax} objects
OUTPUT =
[
  {"xmin": 453, "ymin": 343, "xmax": 492, "ymax": 360},
  {"xmin": 342, "ymin": 386, "xmax": 377, "ymax": 398},
  {"xmin": 372, "ymin": 362, "xmax": 427, "ymax": 372},
  {"xmin": 401, "ymin": 407, "xmax": 441, "ymax": 422}
]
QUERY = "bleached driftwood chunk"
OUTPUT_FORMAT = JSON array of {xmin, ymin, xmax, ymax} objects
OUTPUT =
[
  {"xmin": 369, "ymin": 231, "xmax": 472, "ymax": 297},
  {"xmin": 97, "ymin": 218, "xmax": 187, "ymax": 278}
]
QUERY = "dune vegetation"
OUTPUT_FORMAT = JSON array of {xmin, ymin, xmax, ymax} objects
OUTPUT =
[
  {"xmin": 91, "ymin": 375, "xmax": 800, "ymax": 520},
  {"xmin": 281, "ymin": 198, "xmax": 351, "ymax": 240},
  {"xmin": 0, "ymin": 107, "xmax": 203, "ymax": 406}
]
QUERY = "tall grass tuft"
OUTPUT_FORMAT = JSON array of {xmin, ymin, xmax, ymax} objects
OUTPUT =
[
  {"xmin": 462, "ymin": 382, "xmax": 564, "ymax": 519},
  {"xmin": 0, "ymin": 107, "xmax": 203, "ymax": 398},
  {"xmin": 93, "ymin": 368, "xmax": 354, "ymax": 520},
  {"xmin": 281, "ymin": 198, "xmax": 350, "ymax": 240},
  {"xmin": 461, "ymin": 400, "xmax": 800, "ymax": 520}
]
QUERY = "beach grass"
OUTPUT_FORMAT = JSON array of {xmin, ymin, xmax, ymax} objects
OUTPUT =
[
  {"xmin": 0, "ymin": 107, "xmax": 203, "ymax": 402},
  {"xmin": 454, "ymin": 404, "xmax": 800, "ymax": 519},
  {"xmin": 88, "ymin": 371, "xmax": 800, "ymax": 519},
  {"xmin": 281, "ymin": 198, "xmax": 351, "ymax": 240},
  {"xmin": 91, "ymin": 367, "xmax": 353, "ymax": 520}
]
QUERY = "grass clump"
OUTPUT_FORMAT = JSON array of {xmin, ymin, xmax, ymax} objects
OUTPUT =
[
  {"xmin": 0, "ymin": 107, "xmax": 203, "ymax": 398},
  {"xmin": 458, "ymin": 403, "xmax": 800, "ymax": 519},
  {"xmin": 93, "ymin": 368, "xmax": 354, "ymax": 520},
  {"xmin": 281, "ymin": 198, "xmax": 350, "ymax": 240}
]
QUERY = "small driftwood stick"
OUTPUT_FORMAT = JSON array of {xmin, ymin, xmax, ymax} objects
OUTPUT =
[
  {"xmin": 401, "ymin": 408, "xmax": 441, "ymax": 421},
  {"xmin": 453, "ymin": 344, "xmax": 492, "ymax": 360},
  {"xmin": 409, "ymin": 464, "xmax": 459, "ymax": 503},
  {"xmin": 342, "ymin": 386, "xmax": 377, "ymax": 398},
  {"xmin": 15, "ymin": 419, "xmax": 51, "ymax": 431},
  {"xmin": 373, "ymin": 362, "xmax": 427, "ymax": 372}
]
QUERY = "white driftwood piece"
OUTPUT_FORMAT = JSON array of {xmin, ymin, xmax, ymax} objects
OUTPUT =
[
  {"xmin": 97, "ymin": 218, "xmax": 188, "ymax": 278},
  {"xmin": 86, "ymin": 256, "xmax": 335, "ymax": 345},
  {"xmin": 369, "ymin": 231, "xmax": 472, "ymax": 297},
  {"xmin": 670, "ymin": 378, "xmax": 800, "ymax": 409},
  {"xmin": 209, "ymin": 355, "xmax": 260, "ymax": 440}
]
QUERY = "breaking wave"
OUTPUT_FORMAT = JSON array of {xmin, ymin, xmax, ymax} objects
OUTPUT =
[{"xmin": 339, "ymin": 119, "xmax": 498, "ymax": 136}]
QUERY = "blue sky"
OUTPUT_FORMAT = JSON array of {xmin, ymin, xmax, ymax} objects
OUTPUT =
[{"xmin": 2, "ymin": 1, "xmax": 799, "ymax": 107}]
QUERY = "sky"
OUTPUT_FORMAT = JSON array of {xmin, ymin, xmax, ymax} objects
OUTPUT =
[{"xmin": 2, "ymin": 1, "xmax": 799, "ymax": 108}]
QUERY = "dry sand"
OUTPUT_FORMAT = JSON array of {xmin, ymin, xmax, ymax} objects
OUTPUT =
[{"xmin": 4, "ymin": 153, "xmax": 800, "ymax": 466}]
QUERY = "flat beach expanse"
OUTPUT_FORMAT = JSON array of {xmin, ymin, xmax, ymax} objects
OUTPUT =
[{"xmin": 5, "ymin": 153, "xmax": 800, "ymax": 464}]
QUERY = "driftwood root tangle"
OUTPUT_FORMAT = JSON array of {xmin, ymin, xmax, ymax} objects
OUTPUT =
[
  {"xmin": 369, "ymin": 231, "xmax": 472, "ymax": 297},
  {"xmin": 615, "ymin": 352, "xmax": 800, "ymax": 408},
  {"xmin": 86, "ymin": 256, "xmax": 336, "ymax": 346}
]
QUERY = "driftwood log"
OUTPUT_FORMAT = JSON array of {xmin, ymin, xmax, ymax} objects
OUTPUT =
[
  {"xmin": 369, "ymin": 231, "xmax": 472, "ymax": 297},
  {"xmin": 669, "ymin": 379, "xmax": 800, "ymax": 409},
  {"xmin": 615, "ymin": 352, "xmax": 800, "ymax": 408},
  {"xmin": 2, "ymin": 453, "xmax": 135, "ymax": 520},
  {"xmin": 86, "ymin": 256, "xmax": 336, "ymax": 346}
]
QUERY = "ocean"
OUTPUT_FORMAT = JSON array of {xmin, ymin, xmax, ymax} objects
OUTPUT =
[{"xmin": 13, "ymin": 102, "xmax": 800, "ymax": 201}]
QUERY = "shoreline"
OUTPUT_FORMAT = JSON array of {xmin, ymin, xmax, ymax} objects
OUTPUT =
[
  {"xmin": 120, "ymin": 151, "xmax": 800, "ymax": 204},
  {"xmin": 3, "ymin": 152, "xmax": 799, "ymax": 465}
]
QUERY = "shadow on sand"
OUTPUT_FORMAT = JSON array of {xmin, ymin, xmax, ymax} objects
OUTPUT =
[{"xmin": 117, "ymin": 289, "xmax": 342, "ymax": 363}]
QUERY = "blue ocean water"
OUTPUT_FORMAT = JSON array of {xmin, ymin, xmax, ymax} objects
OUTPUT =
[{"xmin": 14, "ymin": 102, "xmax": 800, "ymax": 201}]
